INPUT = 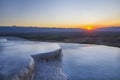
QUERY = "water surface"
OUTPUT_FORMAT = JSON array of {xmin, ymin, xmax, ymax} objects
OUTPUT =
[{"xmin": 60, "ymin": 43, "xmax": 120, "ymax": 80}]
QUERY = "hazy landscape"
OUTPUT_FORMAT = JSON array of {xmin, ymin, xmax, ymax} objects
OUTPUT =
[{"xmin": 0, "ymin": 26, "xmax": 120, "ymax": 47}]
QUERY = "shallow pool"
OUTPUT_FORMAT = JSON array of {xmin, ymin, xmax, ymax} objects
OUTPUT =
[{"xmin": 60, "ymin": 43, "xmax": 120, "ymax": 80}]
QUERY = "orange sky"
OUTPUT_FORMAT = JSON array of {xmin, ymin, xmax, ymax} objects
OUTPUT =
[{"xmin": 0, "ymin": 0, "xmax": 120, "ymax": 29}]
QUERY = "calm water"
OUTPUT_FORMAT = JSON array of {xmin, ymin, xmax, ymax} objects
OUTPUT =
[{"xmin": 60, "ymin": 43, "xmax": 120, "ymax": 80}]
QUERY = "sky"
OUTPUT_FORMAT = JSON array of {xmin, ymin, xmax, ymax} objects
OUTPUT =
[{"xmin": 0, "ymin": 0, "xmax": 120, "ymax": 28}]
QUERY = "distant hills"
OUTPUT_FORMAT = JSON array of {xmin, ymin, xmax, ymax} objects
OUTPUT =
[
  {"xmin": 0, "ymin": 26, "xmax": 120, "ymax": 34},
  {"xmin": 0, "ymin": 26, "xmax": 84, "ymax": 33},
  {"xmin": 0, "ymin": 26, "xmax": 119, "ymax": 47},
  {"xmin": 95, "ymin": 26, "xmax": 120, "ymax": 32}
]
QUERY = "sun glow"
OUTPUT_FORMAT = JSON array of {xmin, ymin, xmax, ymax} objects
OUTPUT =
[
  {"xmin": 87, "ymin": 27, "xmax": 92, "ymax": 30},
  {"xmin": 84, "ymin": 26, "xmax": 93, "ymax": 30}
]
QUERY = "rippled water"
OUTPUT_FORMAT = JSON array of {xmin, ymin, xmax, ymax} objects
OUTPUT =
[{"xmin": 60, "ymin": 43, "xmax": 120, "ymax": 80}]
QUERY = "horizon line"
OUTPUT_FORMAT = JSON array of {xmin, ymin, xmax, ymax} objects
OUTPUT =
[{"xmin": 0, "ymin": 25, "xmax": 120, "ymax": 29}]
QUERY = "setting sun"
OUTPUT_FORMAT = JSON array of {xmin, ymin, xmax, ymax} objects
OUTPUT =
[
  {"xmin": 87, "ymin": 26, "xmax": 92, "ymax": 30},
  {"xmin": 84, "ymin": 26, "xmax": 93, "ymax": 30}
]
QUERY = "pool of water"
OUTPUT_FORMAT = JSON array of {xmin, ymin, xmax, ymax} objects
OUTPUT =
[{"xmin": 60, "ymin": 43, "xmax": 120, "ymax": 80}]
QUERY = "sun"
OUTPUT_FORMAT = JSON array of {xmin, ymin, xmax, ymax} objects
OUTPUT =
[
  {"xmin": 87, "ymin": 26, "xmax": 92, "ymax": 30},
  {"xmin": 86, "ymin": 26, "xmax": 93, "ymax": 30}
]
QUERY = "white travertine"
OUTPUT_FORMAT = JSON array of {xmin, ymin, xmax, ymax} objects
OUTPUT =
[{"xmin": 0, "ymin": 37, "xmax": 62, "ymax": 80}]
